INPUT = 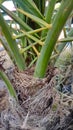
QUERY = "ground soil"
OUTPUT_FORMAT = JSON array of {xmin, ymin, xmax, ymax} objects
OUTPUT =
[{"xmin": 0, "ymin": 50, "xmax": 73, "ymax": 130}]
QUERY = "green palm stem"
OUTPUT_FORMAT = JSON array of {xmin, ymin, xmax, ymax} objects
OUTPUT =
[
  {"xmin": 34, "ymin": 0, "xmax": 73, "ymax": 78},
  {"xmin": 0, "ymin": 13, "xmax": 25, "ymax": 71},
  {"xmin": 0, "ymin": 70, "xmax": 17, "ymax": 100},
  {"xmin": 0, "ymin": 37, "xmax": 15, "ymax": 63},
  {"xmin": 42, "ymin": 0, "xmax": 56, "ymax": 37}
]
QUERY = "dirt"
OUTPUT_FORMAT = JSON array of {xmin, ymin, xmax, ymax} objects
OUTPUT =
[{"xmin": 0, "ymin": 50, "xmax": 73, "ymax": 130}]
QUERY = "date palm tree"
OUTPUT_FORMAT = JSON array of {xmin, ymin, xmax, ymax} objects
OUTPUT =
[{"xmin": 0, "ymin": 0, "xmax": 73, "ymax": 78}]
